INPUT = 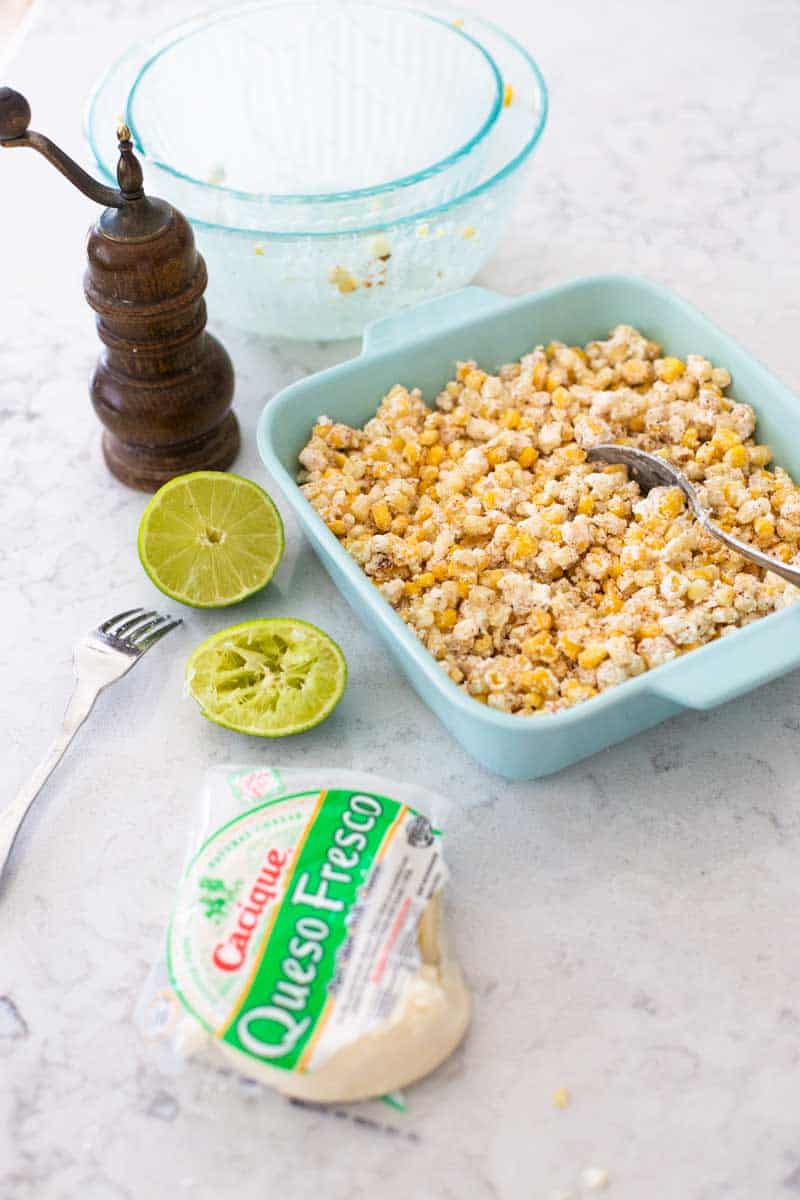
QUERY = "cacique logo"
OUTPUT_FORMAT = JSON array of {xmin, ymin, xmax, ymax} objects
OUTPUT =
[{"xmin": 212, "ymin": 846, "xmax": 289, "ymax": 973}]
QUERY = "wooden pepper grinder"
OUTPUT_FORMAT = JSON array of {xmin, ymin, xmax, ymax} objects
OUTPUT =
[{"xmin": 0, "ymin": 87, "xmax": 239, "ymax": 491}]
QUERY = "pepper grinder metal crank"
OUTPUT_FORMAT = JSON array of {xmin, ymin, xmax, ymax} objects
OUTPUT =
[{"xmin": 0, "ymin": 87, "xmax": 239, "ymax": 491}]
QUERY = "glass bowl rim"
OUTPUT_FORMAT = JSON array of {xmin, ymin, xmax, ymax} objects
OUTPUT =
[
  {"xmin": 85, "ymin": 6, "xmax": 548, "ymax": 239},
  {"xmin": 123, "ymin": 0, "xmax": 505, "ymax": 206}
]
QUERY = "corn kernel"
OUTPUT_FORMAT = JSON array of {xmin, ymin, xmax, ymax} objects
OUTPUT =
[
  {"xmin": 457, "ymin": 581, "xmax": 470, "ymax": 599},
  {"xmin": 658, "ymin": 490, "xmax": 685, "ymax": 520},
  {"xmin": 509, "ymin": 533, "xmax": 538, "ymax": 561},
  {"xmin": 517, "ymin": 446, "xmax": 538, "ymax": 469},
  {"xmin": 501, "ymin": 409, "xmax": 521, "ymax": 429},
  {"xmin": 403, "ymin": 442, "xmax": 420, "ymax": 466},
  {"xmin": 712, "ymin": 427, "xmax": 740, "ymax": 451},
  {"xmin": 435, "ymin": 608, "xmax": 458, "ymax": 630},
  {"xmin": 475, "ymin": 634, "xmax": 493, "ymax": 654},
  {"xmin": 426, "ymin": 444, "xmax": 446, "ymax": 466},
  {"xmin": 529, "ymin": 610, "xmax": 554, "ymax": 631},
  {"xmin": 557, "ymin": 633, "xmax": 583, "ymax": 660},
  {"xmin": 521, "ymin": 668, "xmax": 558, "ymax": 697},
  {"xmin": 562, "ymin": 680, "xmax": 597, "ymax": 703},
  {"xmin": 551, "ymin": 385, "xmax": 570, "ymax": 409},
  {"xmin": 750, "ymin": 445, "xmax": 773, "ymax": 467},
  {"xmin": 523, "ymin": 633, "xmax": 558, "ymax": 663},
  {"xmin": 431, "ymin": 562, "xmax": 449, "ymax": 581},
  {"xmin": 482, "ymin": 491, "xmax": 497, "ymax": 510},
  {"xmin": 464, "ymin": 369, "xmax": 486, "ymax": 391},
  {"xmin": 686, "ymin": 578, "xmax": 710, "ymax": 603},
  {"xmin": 503, "ymin": 82, "xmax": 513, "ymax": 107},
  {"xmin": 578, "ymin": 495, "xmax": 595, "ymax": 516},
  {"xmin": 608, "ymin": 496, "xmax": 627, "ymax": 518},
  {"xmin": 724, "ymin": 444, "xmax": 749, "ymax": 469},
  {"xmin": 598, "ymin": 581, "xmax": 623, "ymax": 614},
  {"xmin": 658, "ymin": 356, "xmax": 685, "ymax": 382},
  {"xmin": 636, "ymin": 622, "xmax": 662, "ymax": 639},
  {"xmin": 487, "ymin": 446, "xmax": 508, "ymax": 466},
  {"xmin": 531, "ymin": 361, "xmax": 548, "ymax": 389},
  {"xmin": 419, "ymin": 428, "xmax": 439, "ymax": 446},
  {"xmin": 754, "ymin": 516, "xmax": 775, "ymax": 540},
  {"xmin": 578, "ymin": 643, "xmax": 609, "ymax": 670},
  {"xmin": 370, "ymin": 501, "xmax": 392, "ymax": 531}
]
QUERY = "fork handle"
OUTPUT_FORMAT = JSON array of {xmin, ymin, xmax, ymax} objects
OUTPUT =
[
  {"xmin": 701, "ymin": 515, "xmax": 800, "ymax": 587},
  {"xmin": 0, "ymin": 678, "xmax": 101, "ymax": 882}
]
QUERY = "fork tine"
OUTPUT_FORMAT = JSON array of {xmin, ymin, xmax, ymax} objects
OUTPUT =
[
  {"xmin": 113, "ymin": 609, "xmax": 159, "ymax": 638},
  {"xmin": 98, "ymin": 607, "xmax": 143, "ymax": 633},
  {"xmin": 135, "ymin": 618, "xmax": 182, "ymax": 650},
  {"xmin": 125, "ymin": 614, "xmax": 169, "ymax": 641}
]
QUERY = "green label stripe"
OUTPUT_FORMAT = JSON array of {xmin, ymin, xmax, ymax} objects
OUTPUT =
[{"xmin": 222, "ymin": 789, "xmax": 400, "ymax": 1072}]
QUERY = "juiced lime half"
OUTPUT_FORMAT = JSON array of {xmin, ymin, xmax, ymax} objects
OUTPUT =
[
  {"xmin": 186, "ymin": 618, "xmax": 347, "ymax": 737},
  {"xmin": 138, "ymin": 472, "xmax": 284, "ymax": 608}
]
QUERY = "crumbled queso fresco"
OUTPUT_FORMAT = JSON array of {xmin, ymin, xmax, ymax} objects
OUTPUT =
[{"xmin": 298, "ymin": 325, "xmax": 800, "ymax": 714}]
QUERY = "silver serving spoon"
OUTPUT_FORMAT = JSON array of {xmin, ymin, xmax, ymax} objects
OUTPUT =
[{"xmin": 586, "ymin": 443, "xmax": 800, "ymax": 588}]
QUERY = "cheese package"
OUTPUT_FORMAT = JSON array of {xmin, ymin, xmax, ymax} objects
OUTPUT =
[{"xmin": 137, "ymin": 767, "xmax": 470, "ymax": 1104}]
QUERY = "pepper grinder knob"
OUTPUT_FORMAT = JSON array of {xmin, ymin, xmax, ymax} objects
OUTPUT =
[
  {"xmin": 115, "ymin": 123, "xmax": 144, "ymax": 200},
  {"xmin": 0, "ymin": 87, "xmax": 32, "ymax": 141}
]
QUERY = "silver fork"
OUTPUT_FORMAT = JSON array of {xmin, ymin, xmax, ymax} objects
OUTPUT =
[{"xmin": 2, "ymin": 607, "xmax": 181, "ymax": 881}]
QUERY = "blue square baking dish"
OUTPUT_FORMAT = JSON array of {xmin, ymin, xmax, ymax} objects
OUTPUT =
[{"xmin": 258, "ymin": 275, "xmax": 800, "ymax": 779}]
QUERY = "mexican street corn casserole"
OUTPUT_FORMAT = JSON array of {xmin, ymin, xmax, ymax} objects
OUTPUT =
[{"xmin": 298, "ymin": 325, "xmax": 800, "ymax": 714}]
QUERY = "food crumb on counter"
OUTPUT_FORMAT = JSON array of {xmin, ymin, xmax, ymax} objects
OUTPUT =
[
  {"xmin": 553, "ymin": 1085, "xmax": 571, "ymax": 1108},
  {"xmin": 580, "ymin": 1167, "xmax": 610, "ymax": 1190},
  {"xmin": 299, "ymin": 325, "xmax": 800, "ymax": 715}
]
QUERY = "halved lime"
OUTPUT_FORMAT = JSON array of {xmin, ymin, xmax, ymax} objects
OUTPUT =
[
  {"xmin": 186, "ymin": 618, "xmax": 347, "ymax": 737},
  {"xmin": 138, "ymin": 472, "xmax": 284, "ymax": 608}
]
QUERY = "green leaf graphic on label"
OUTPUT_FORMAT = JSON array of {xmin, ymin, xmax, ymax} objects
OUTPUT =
[{"xmin": 198, "ymin": 876, "xmax": 241, "ymax": 924}]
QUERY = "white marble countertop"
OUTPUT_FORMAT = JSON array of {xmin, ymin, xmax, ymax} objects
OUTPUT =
[{"xmin": 3, "ymin": 2, "xmax": 800, "ymax": 1198}]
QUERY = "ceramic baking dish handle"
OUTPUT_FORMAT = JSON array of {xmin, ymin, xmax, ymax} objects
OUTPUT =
[
  {"xmin": 648, "ymin": 631, "xmax": 800, "ymax": 710},
  {"xmin": 361, "ymin": 287, "xmax": 510, "ymax": 356}
]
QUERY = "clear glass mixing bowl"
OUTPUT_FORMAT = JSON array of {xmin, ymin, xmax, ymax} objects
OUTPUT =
[
  {"xmin": 124, "ymin": 0, "xmax": 504, "ymax": 223},
  {"xmin": 86, "ymin": 4, "xmax": 548, "ymax": 340}
]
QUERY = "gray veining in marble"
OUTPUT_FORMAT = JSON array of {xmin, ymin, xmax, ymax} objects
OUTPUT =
[{"xmin": 2, "ymin": 1, "xmax": 800, "ymax": 1198}]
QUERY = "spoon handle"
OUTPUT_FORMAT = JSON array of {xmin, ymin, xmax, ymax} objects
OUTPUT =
[{"xmin": 701, "ymin": 516, "xmax": 800, "ymax": 588}]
